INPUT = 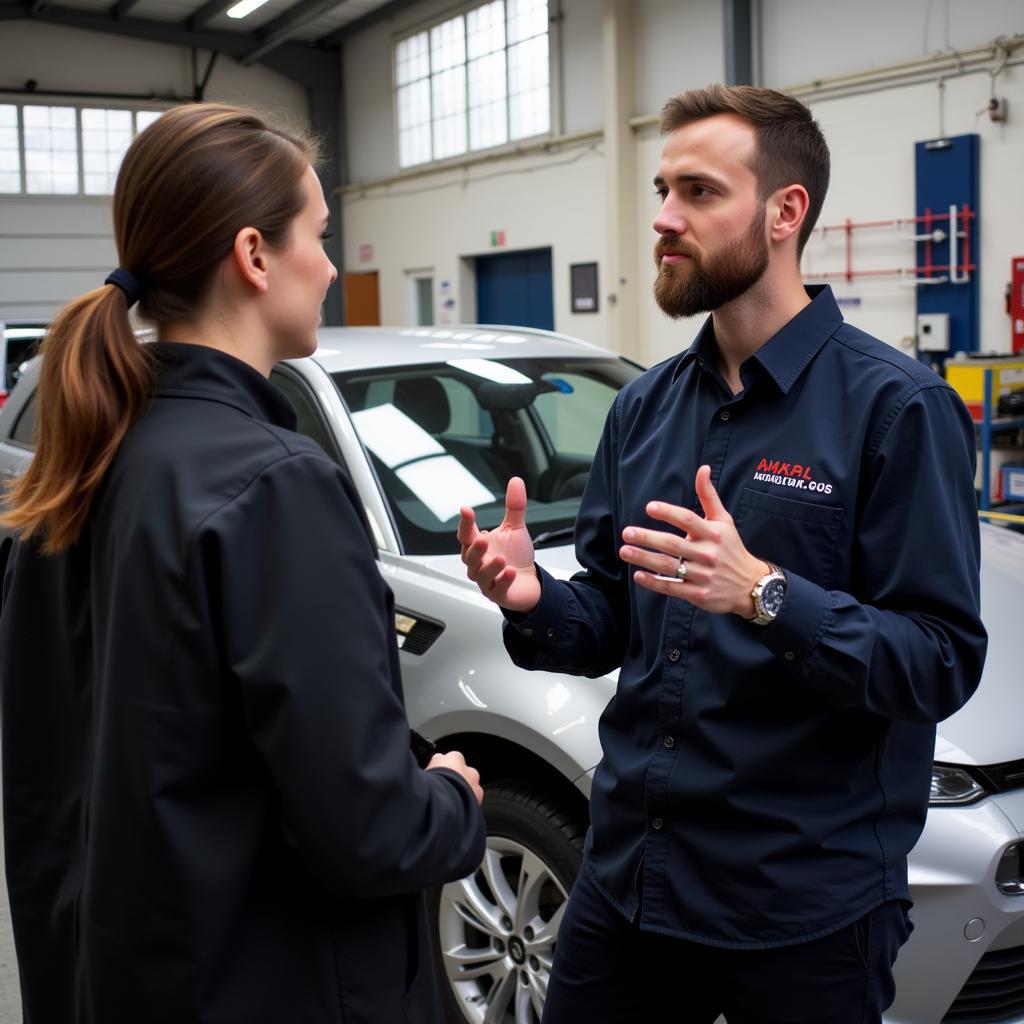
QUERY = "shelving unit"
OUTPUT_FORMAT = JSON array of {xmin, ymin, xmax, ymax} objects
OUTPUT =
[{"xmin": 978, "ymin": 367, "xmax": 1024, "ymax": 511}]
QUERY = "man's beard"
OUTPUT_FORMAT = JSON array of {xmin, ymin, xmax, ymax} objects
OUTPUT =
[{"xmin": 653, "ymin": 207, "xmax": 769, "ymax": 319}]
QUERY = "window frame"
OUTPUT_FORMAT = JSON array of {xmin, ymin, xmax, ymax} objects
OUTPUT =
[
  {"xmin": 392, "ymin": 0, "xmax": 555, "ymax": 171},
  {"xmin": 0, "ymin": 101, "xmax": 167, "ymax": 198}
]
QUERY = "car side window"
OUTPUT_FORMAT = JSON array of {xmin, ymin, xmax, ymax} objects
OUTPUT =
[
  {"xmin": 269, "ymin": 370, "xmax": 336, "ymax": 459},
  {"xmin": 10, "ymin": 390, "xmax": 37, "ymax": 448}
]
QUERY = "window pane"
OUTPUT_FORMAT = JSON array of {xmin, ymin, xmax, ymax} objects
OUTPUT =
[
  {"xmin": 81, "ymin": 107, "xmax": 133, "ymax": 195},
  {"xmin": 24, "ymin": 106, "xmax": 79, "ymax": 194},
  {"xmin": 430, "ymin": 15, "xmax": 465, "ymax": 73},
  {"xmin": 467, "ymin": 0, "xmax": 505, "ymax": 59},
  {"xmin": 508, "ymin": 34, "xmax": 549, "ymax": 139},
  {"xmin": 135, "ymin": 110, "xmax": 163, "ymax": 132},
  {"xmin": 396, "ymin": 30, "xmax": 430, "ymax": 86},
  {"xmin": 397, "ymin": 79, "xmax": 431, "ymax": 131},
  {"xmin": 509, "ymin": 88, "xmax": 549, "ymax": 140},
  {"xmin": 399, "ymin": 124, "xmax": 431, "ymax": 168},
  {"xmin": 0, "ymin": 107, "xmax": 19, "ymax": 192},
  {"xmin": 470, "ymin": 101, "xmax": 508, "ymax": 150},
  {"xmin": 432, "ymin": 114, "xmax": 467, "ymax": 160},
  {"xmin": 509, "ymin": 33, "xmax": 549, "ymax": 95},
  {"xmin": 469, "ymin": 51, "xmax": 507, "ymax": 151},
  {"xmin": 507, "ymin": 0, "xmax": 547, "ymax": 44},
  {"xmin": 51, "ymin": 107, "xmax": 76, "ymax": 130},
  {"xmin": 431, "ymin": 66, "xmax": 467, "ymax": 159}
]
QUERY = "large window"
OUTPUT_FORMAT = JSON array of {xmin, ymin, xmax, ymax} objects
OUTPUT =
[
  {"xmin": 395, "ymin": 0, "xmax": 550, "ymax": 169},
  {"xmin": 0, "ymin": 104, "xmax": 164, "ymax": 196}
]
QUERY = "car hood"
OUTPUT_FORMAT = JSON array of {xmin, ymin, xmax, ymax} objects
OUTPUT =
[
  {"xmin": 415, "ymin": 543, "xmax": 584, "ymax": 587},
  {"xmin": 413, "ymin": 527, "xmax": 1022, "ymax": 767},
  {"xmin": 935, "ymin": 524, "xmax": 1024, "ymax": 767}
]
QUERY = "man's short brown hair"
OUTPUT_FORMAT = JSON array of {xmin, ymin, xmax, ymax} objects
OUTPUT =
[{"xmin": 660, "ymin": 84, "xmax": 830, "ymax": 258}]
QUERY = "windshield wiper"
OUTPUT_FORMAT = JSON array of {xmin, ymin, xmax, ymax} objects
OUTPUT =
[{"xmin": 532, "ymin": 526, "xmax": 575, "ymax": 548}]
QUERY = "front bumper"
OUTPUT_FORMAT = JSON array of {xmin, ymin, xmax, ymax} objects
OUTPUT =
[{"xmin": 887, "ymin": 788, "xmax": 1024, "ymax": 1023}]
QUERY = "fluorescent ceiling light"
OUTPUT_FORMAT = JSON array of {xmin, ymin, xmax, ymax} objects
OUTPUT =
[{"xmin": 226, "ymin": 0, "xmax": 270, "ymax": 18}]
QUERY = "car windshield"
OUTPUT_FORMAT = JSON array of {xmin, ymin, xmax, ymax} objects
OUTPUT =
[{"xmin": 333, "ymin": 357, "xmax": 641, "ymax": 556}]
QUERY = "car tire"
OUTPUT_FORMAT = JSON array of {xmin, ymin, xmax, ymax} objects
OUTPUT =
[{"xmin": 431, "ymin": 781, "xmax": 586, "ymax": 1024}]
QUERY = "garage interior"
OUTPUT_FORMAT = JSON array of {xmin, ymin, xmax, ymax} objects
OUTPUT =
[{"xmin": 2, "ymin": 0, "xmax": 1024, "ymax": 1022}]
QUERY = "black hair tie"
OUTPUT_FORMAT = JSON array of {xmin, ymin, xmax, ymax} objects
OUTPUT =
[{"xmin": 104, "ymin": 268, "xmax": 144, "ymax": 307}]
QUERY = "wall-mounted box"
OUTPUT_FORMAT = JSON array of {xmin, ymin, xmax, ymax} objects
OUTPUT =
[{"xmin": 917, "ymin": 312, "xmax": 950, "ymax": 352}]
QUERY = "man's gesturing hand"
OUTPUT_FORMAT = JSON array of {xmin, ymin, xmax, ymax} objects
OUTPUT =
[
  {"xmin": 457, "ymin": 477, "xmax": 541, "ymax": 614},
  {"xmin": 618, "ymin": 464, "xmax": 769, "ymax": 617}
]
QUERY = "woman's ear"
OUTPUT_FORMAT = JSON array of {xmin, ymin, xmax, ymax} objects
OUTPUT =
[{"xmin": 231, "ymin": 227, "xmax": 270, "ymax": 294}]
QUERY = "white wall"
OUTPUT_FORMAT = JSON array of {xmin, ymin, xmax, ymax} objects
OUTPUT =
[
  {"xmin": 341, "ymin": 137, "xmax": 609, "ymax": 343},
  {"xmin": 760, "ymin": 0, "xmax": 1024, "ymax": 88},
  {"xmin": 634, "ymin": 0, "xmax": 724, "ymax": 118},
  {"xmin": 0, "ymin": 21, "xmax": 308, "ymax": 320}
]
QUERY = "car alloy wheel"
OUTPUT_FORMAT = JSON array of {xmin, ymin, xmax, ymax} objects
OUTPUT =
[{"xmin": 434, "ymin": 783, "xmax": 585, "ymax": 1024}]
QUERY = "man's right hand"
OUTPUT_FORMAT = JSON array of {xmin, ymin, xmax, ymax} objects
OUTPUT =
[{"xmin": 457, "ymin": 477, "xmax": 541, "ymax": 614}]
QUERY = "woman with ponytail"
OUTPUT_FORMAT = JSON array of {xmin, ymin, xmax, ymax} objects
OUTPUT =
[{"xmin": 0, "ymin": 103, "xmax": 484, "ymax": 1024}]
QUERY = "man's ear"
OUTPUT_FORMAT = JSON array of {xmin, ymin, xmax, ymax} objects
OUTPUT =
[
  {"xmin": 231, "ymin": 226, "xmax": 270, "ymax": 295},
  {"xmin": 768, "ymin": 184, "xmax": 810, "ymax": 247}
]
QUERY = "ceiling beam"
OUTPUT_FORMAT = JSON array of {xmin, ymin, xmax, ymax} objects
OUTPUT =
[
  {"xmin": 723, "ymin": 0, "xmax": 754, "ymax": 86},
  {"xmin": 0, "ymin": 2, "xmax": 338, "ymax": 88},
  {"xmin": 240, "ymin": 0, "xmax": 346, "ymax": 64},
  {"xmin": 186, "ymin": 0, "xmax": 228, "ymax": 31},
  {"xmin": 110, "ymin": 0, "xmax": 144, "ymax": 19},
  {"xmin": 316, "ymin": 0, "xmax": 418, "ymax": 47}
]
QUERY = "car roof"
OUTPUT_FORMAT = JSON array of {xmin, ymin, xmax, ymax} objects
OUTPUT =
[{"xmin": 299, "ymin": 325, "xmax": 625, "ymax": 374}]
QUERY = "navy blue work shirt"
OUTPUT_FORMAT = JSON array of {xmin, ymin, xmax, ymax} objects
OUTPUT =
[{"xmin": 504, "ymin": 285, "xmax": 987, "ymax": 948}]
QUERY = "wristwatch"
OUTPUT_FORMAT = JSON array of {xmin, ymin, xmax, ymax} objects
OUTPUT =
[{"xmin": 749, "ymin": 562, "xmax": 787, "ymax": 626}]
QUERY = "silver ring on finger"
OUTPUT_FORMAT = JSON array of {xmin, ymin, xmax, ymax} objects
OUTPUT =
[{"xmin": 675, "ymin": 558, "xmax": 688, "ymax": 581}]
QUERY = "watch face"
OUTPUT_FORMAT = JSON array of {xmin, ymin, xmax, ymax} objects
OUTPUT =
[{"xmin": 760, "ymin": 577, "xmax": 787, "ymax": 617}]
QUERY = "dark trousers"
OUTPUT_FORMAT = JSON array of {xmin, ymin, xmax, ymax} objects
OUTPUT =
[{"xmin": 541, "ymin": 867, "xmax": 912, "ymax": 1024}]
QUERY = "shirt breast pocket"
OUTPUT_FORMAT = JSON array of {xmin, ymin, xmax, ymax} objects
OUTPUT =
[{"xmin": 733, "ymin": 487, "xmax": 844, "ymax": 589}]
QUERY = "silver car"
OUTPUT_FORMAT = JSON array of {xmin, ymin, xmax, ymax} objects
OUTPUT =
[{"xmin": 0, "ymin": 325, "xmax": 1021, "ymax": 1024}]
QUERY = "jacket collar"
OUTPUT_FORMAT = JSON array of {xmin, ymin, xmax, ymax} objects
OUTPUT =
[
  {"xmin": 672, "ymin": 285, "xmax": 843, "ymax": 394},
  {"xmin": 151, "ymin": 341, "xmax": 297, "ymax": 430}
]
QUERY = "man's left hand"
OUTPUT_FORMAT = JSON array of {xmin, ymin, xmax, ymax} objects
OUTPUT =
[{"xmin": 619, "ymin": 465, "xmax": 769, "ymax": 617}]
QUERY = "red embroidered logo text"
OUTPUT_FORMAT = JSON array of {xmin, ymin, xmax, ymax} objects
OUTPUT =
[{"xmin": 753, "ymin": 458, "xmax": 833, "ymax": 494}]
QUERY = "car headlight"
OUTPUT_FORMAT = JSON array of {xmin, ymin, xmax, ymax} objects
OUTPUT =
[{"xmin": 929, "ymin": 764, "xmax": 987, "ymax": 806}]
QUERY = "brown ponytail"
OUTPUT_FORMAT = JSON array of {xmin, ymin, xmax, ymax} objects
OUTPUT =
[{"xmin": 1, "ymin": 103, "xmax": 318, "ymax": 554}]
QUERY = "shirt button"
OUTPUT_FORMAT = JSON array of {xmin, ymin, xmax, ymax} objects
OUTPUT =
[
  {"xmin": 720, "ymin": 410, "xmax": 731, "ymax": 421},
  {"xmin": 784, "ymin": 651, "xmax": 795, "ymax": 661},
  {"xmin": 668, "ymin": 648, "xmax": 681, "ymax": 662},
  {"xmin": 546, "ymin": 627, "xmax": 555, "ymax": 638},
  {"xmin": 663, "ymin": 736, "xmax": 675, "ymax": 749},
  {"xmin": 652, "ymin": 817, "xmax": 664, "ymax": 830},
  {"xmin": 522, "ymin": 627, "xmax": 533, "ymax": 637}
]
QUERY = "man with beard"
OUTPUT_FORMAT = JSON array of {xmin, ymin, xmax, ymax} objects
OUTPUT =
[{"xmin": 457, "ymin": 85, "xmax": 985, "ymax": 1023}]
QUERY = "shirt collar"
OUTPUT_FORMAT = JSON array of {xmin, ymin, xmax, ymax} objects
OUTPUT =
[
  {"xmin": 672, "ymin": 285, "xmax": 843, "ymax": 393},
  {"xmin": 151, "ymin": 341, "xmax": 298, "ymax": 430}
]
